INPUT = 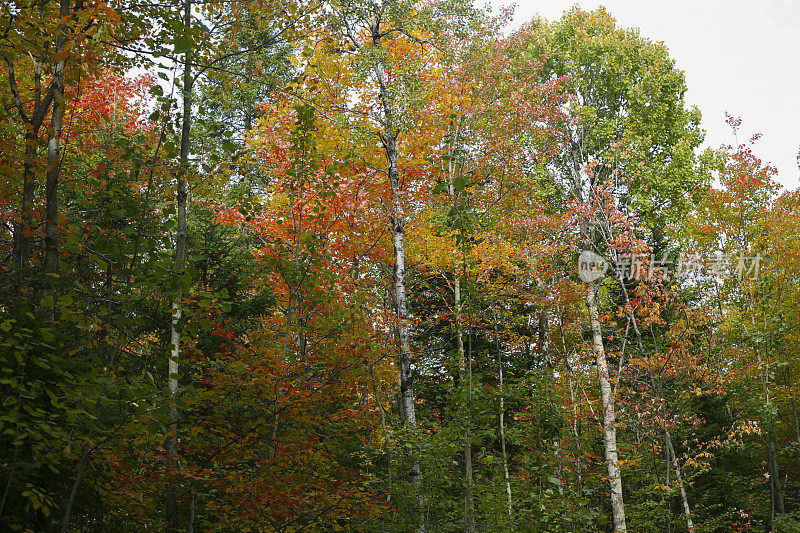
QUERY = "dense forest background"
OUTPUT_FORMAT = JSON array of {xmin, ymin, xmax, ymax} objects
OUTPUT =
[{"xmin": 1, "ymin": 1, "xmax": 799, "ymax": 531}]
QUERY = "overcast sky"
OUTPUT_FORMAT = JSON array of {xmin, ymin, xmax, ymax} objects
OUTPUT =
[{"xmin": 489, "ymin": 0, "xmax": 800, "ymax": 190}]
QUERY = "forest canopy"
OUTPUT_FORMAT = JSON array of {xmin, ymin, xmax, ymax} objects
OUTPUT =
[{"xmin": 1, "ymin": 1, "xmax": 799, "ymax": 531}]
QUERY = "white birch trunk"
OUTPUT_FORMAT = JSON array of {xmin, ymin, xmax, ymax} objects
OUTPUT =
[
  {"xmin": 166, "ymin": 0, "xmax": 191, "ymax": 524},
  {"xmin": 666, "ymin": 433, "xmax": 695, "ymax": 532},
  {"xmin": 586, "ymin": 281, "xmax": 626, "ymax": 531},
  {"xmin": 498, "ymin": 344, "xmax": 512, "ymax": 515},
  {"xmin": 44, "ymin": 0, "xmax": 69, "ymax": 316},
  {"xmin": 373, "ymin": 50, "xmax": 424, "ymax": 527}
]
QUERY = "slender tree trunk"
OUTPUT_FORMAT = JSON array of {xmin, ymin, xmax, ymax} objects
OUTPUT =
[
  {"xmin": 454, "ymin": 278, "xmax": 475, "ymax": 533},
  {"xmin": 390, "ymin": 189, "xmax": 424, "ymax": 527},
  {"xmin": 44, "ymin": 46, "xmax": 67, "ymax": 320},
  {"xmin": 665, "ymin": 433, "xmax": 671, "ymax": 533},
  {"xmin": 390, "ymin": 178, "xmax": 422, "ymax": 453},
  {"xmin": 187, "ymin": 486, "xmax": 196, "ymax": 533},
  {"xmin": 16, "ymin": 130, "xmax": 38, "ymax": 298},
  {"xmin": 6, "ymin": 11, "xmax": 66, "ymax": 303},
  {"xmin": 539, "ymin": 312, "xmax": 551, "ymax": 367},
  {"xmin": 381, "ymin": 108, "xmax": 423, "ymax": 530},
  {"xmin": 386, "ymin": 133, "xmax": 418, "ymax": 432},
  {"xmin": 791, "ymin": 400, "xmax": 800, "ymax": 443},
  {"xmin": 7, "ymin": 53, "xmax": 45, "ymax": 298},
  {"xmin": 268, "ymin": 408, "xmax": 280, "ymax": 461},
  {"xmin": 586, "ymin": 280, "xmax": 626, "ymax": 531},
  {"xmin": 571, "ymin": 127, "xmax": 625, "ymax": 529},
  {"xmin": 494, "ymin": 322, "xmax": 513, "ymax": 515},
  {"xmin": 368, "ymin": 18, "xmax": 424, "ymax": 529},
  {"xmin": 166, "ymin": 1, "xmax": 192, "ymax": 527},
  {"xmin": 447, "ymin": 134, "xmax": 474, "ymax": 531},
  {"xmin": 567, "ymin": 368, "xmax": 584, "ymax": 497},
  {"xmin": 165, "ymin": 297, "xmax": 181, "ymax": 526},
  {"xmin": 666, "ymin": 433, "xmax": 694, "ymax": 532},
  {"xmin": 59, "ymin": 445, "xmax": 88, "ymax": 533},
  {"xmin": 769, "ymin": 441, "xmax": 785, "ymax": 516}
]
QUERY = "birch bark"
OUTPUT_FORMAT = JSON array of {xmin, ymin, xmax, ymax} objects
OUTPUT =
[
  {"xmin": 372, "ymin": 28, "xmax": 424, "ymax": 525},
  {"xmin": 666, "ymin": 433, "xmax": 695, "ymax": 532},
  {"xmin": 586, "ymin": 280, "xmax": 626, "ymax": 531},
  {"xmin": 165, "ymin": 0, "xmax": 192, "ymax": 525}
]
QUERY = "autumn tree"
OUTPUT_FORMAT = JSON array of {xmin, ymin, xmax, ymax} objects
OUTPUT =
[
  {"xmin": 509, "ymin": 9, "xmax": 710, "ymax": 529},
  {"xmin": 302, "ymin": 1, "xmax": 485, "ymax": 527}
]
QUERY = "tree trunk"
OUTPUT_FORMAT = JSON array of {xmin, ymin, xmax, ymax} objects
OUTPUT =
[
  {"xmin": 567, "ymin": 368, "xmax": 584, "ymax": 498},
  {"xmin": 665, "ymin": 433, "xmax": 671, "ymax": 533},
  {"xmin": 166, "ymin": 1, "xmax": 192, "ymax": 527},
  {"xmin": 187, "ymin": 486, "xmax": 196, "ymax": 533},
  {"xmin": 586, "ymin": 280, "xmax": 627, "ymax": 531},
  {"xmin": 386, "ymin": 134, "xmax": 417, "ymax": 427},
  {"xmin": 666, "ymin": 433, "xmax": 694, "ymax": 532},
  {"xmin": 790, "ymin": 400, "xmax": 800, "ymax": 443},
  {"xmin": 59, "ymin": 445, "xmax": 88, "ymax": 533},
  {"xmin": 447, "ymin": 127, "xmax": 474, "ymax": 532},
  {"xmin": 539, "ymin": 311, "xmax": 552, "ymax": 367},
  {"xmin": 16, "ymin": 130, "xmax": 38, "ymax": 300},
  {"xmin": 454, "ymin": 278, "xmax": 475, "ymax": 533},
  {"xmin": 380, "ymin": 102, "xmax": 423, "ymax": 531},
  {"xmin": 6, "ymin": 16, "xmax": 65, "ymax": 303},
  {"xmin": 44, "ymin": 42, "xmax": 68, "ymax": 320},
  {"xmin": 389, "ymin": 181, "xmax": 424, "ymax": 527},
  {"xmin": 769, "ymin": 441, "xmax": 785, "ymax": 516},
  {"xmin": 494, "ymin": 322, "xmax": 513, "ymax": 515},
  {"xmin": 7, "ymin": 56, "xmax": 44, "ymax": 299},
  {"xmin": 366, "ymin": 17, "xmax": 424, "ymax": 529},
  {"xmin": 390, "ymin": 162, "xmax": 422, "ymax": 456}
]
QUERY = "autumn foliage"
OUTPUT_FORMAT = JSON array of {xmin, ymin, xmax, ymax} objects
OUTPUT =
[{"xmin": 1, "ymin": 2, "xmax": 799, "ymax": 532}]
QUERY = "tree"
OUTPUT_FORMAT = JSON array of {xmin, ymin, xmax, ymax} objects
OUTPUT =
[
  {"xmin": 683, "ymin": 120, "xmax": 800, "ymax": 530},
  {"xmin": 303, "ymin": 2, "xmax": 484, "ymax": 526},
  {"xmin": 1, "ymin": 0, "xmax": 116, "ymax": 300},
  {"xmin": 510, "ymin": 9, "xmax": 710, "ymax": 529}
]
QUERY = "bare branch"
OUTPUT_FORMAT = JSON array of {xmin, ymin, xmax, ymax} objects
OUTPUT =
[{"xmin": 4, "ymin": 56, "xmax": 30, "ymax": 123}]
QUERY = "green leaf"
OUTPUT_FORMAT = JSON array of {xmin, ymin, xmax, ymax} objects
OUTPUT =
[
  {"xmin": 173, "ymin": 36, "xmax": 193, "ymax": 55},
  {"xmin": 39, "ymin": 329, "xmax": 55, "ymax": 343}
]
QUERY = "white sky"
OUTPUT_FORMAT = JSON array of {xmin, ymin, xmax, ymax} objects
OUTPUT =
[{"xmin": 490, "ymin": 0, "xmax": 800, "ymax": 190}]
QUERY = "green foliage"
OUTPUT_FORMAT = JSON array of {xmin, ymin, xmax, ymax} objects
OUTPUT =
[{"xmin": 518, "ymin": 7, "xmax": 709, "ymax": 244}]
